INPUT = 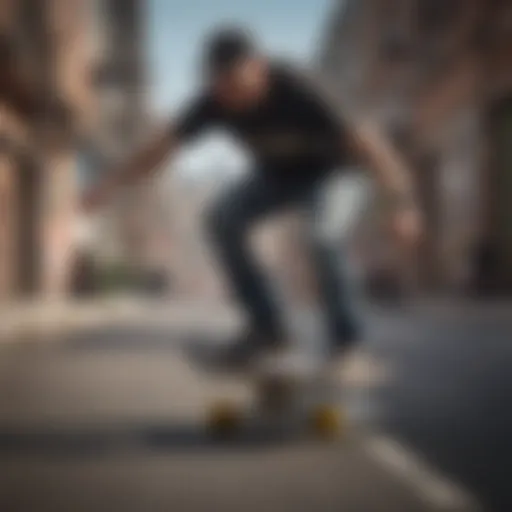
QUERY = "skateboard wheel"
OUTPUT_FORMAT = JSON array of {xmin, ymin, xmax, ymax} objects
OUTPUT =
[
  {"xmin": 207, "ymin": 401, "xmax": 242, "ymax": 438},
  {"xmin": 309, "ymin": 405, "xmax": 343, "ymax": 440}
]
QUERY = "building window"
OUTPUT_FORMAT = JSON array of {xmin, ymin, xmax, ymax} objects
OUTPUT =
[
  {"xmin": 18, "ymin": 0, "xmax": 44, "ymax": 36},
  {"xmin": 76, "ymin": 145, "xmax": 105, "ymax": 191},
  {"xmin": 89, "ymin": 0, "xmax": 106, "ymax": 58},
  {"xmin": 380, "ymin": 30, "xmax": 411, "ymax": 61},
  {"xmin": 378, "ymin": 1, "xmax": 413, "ymax": 62},
  {"xmin": 390, "ymin": 124, "xmax": 413, "ymax": 151},
  {"xmin": 418, "ymin": 0, "xmax": 463, "ymax": 34},
  {"xmin": 16, "ymin": 0, "xmax": 47, "ymax": 58}
]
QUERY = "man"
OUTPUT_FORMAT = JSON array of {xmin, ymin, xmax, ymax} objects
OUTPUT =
[{"xmin": 83, "ymin": 26, "xmax": 422, "ymax": 370}]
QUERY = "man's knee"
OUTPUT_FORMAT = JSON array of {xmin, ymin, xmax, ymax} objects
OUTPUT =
[
  {"xmin": 309, "ymin": 222, "xmax": 340, "ymax": 255},
  {"xmin": 203, "ymin": 196, "xmax": 243, "ymax": 243}
]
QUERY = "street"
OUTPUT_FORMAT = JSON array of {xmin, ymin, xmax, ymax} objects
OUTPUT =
[
  {"xmin": 368, "ymin": 303, "xmax": 512, "ymax": 512},
  {"xmin": 0, "ymin": 301, "xmax": 509, "ymax": 511},
  {"xmin": 1, "ymin": 0, "xmax": 512, "ymax": 510}
]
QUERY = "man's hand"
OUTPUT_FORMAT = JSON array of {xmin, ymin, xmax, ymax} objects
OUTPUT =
[
  {"xmin": 346, "ymin": 118, "xmax": 424, "ymax": 248},
  {"xmin": 81, "ymin": 183, "xmax": 111, "ymax": 214},
  {"xmin": 80, "ymin": 125, "xmax": 177, "ymax": 215},
  {"xmin": 390, "ymin": 204, "xmax": 423, "ymax": 249}
]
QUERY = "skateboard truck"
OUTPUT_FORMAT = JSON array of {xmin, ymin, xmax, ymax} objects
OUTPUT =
[{"xmin": 206, "ymin": 370, "xmax": 346, "ymax": 442}]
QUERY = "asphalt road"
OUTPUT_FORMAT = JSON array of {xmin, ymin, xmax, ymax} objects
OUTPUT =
[
  {"xmin": 366, "ymin": 303, "xmax": 512, "ymax": 512},
  {"xmin": 0, "ymin": 301, "xmax": 509, "ymax": 512}
]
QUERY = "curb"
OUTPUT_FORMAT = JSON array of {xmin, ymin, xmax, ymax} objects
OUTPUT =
[{"xmin": 0, "ymin": 299, "xmax": 238, "ymax": 343}]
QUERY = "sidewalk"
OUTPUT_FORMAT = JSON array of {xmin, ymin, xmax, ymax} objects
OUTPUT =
[
  {"xmin": 2, "ymin": 295, "xmax": 510, "ymax": 344},
  {"xmin": 0, "ymin": 297, "xmax": 239, "ymax": 342}
]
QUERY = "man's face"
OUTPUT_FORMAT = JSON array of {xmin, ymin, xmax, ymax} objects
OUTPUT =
[{"xmin": 210, "ymin": 57, "xmax": 269, "ymax": 111}]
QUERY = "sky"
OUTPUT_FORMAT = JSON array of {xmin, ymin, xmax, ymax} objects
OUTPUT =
[{"xmin": 145, "ymin": 0, "xmax": 335, "ymax": 177}]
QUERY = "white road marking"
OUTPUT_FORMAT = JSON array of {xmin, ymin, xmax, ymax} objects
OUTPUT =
[{"xmin": 364, "ymin": 436, "xmax": 482, "ymax": 512}]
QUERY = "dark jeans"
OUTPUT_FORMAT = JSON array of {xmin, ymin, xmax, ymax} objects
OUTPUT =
[{"xmin": 204, "ymin": 171, "xmax": 365, "ymax": 349}]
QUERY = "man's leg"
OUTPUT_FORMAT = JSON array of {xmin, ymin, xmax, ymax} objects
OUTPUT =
[
  {"xmin": 305, "ymin": 171, "xmax": 370, "ymax": 355},
  {"xmin": 204, "ymin": 174, "xmax": 294, "ymax": 356}
]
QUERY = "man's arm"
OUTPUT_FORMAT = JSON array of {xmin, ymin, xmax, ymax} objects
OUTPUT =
[
  {"xmin": 83, "ymin": 125, "xmax": 178, "ymax": 211},
  {"xmin": 291, "ymin": 68, "xmax": 416, "ymax": 206},
  {"xmin": 347, "ymin": 119, "xmax": 416, "ymax": 207},
  {"xmin": 345, "ymin": 118, "xmax": 423, "ymax": 245},
  {"xmin": 82, "ymin": 94, "xmax": 213, "ymax": 212}
]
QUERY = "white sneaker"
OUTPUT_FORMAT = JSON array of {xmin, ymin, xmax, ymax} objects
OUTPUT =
[{"xmin": 327, "ymin": 346, "xmax": 389, "ymax": 387}]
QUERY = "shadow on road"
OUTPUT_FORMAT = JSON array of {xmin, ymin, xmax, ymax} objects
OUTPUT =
[
  {"xmin": 60, "ymin": 327, "xmax": 229, "ymax": 353},
  {"xmin": 0, "ymin": 422, "xmax": 307, "ymax": 457}
]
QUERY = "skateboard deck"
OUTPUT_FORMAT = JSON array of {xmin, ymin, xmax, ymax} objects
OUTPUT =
[{"xmin": 182, "ymin": 341, "xmax": 346, "ymax": 441}]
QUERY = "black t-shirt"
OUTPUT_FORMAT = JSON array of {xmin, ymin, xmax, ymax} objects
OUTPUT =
[{"xmin": 174, "ymin": 61, "xmax": 348, "ymax": 184}]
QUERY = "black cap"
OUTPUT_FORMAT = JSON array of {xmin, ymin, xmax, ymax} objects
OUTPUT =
[{"xmin": 203, "ymin": 26, "xmax": 256, "ymax": 76}]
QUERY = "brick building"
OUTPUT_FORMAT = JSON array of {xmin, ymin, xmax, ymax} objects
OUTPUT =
[
  {"xmin": 320, "ymin": 0, "xmax": 512, "ymax": 295},
  {"xmin": 0, "ymin": 0, "xmax": 96, "ymax": 301},
  {"xmin": 0, "ymin": 0, "xmax": 153, "ymax": 301},
  {"xmin": 86, "ymin": 0, "xmax": 154, "ymax": 267}
]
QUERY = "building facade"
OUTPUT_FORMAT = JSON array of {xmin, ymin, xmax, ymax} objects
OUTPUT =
[
  {"xmin": 320, "ymin": 0, "xmax": 512, "ymax": 295},
  {"xmin": 0, "ymin": 0, "xmax": 96, "ymax": 301},
  {"xmin": 87, "ymin": 0, "xmax": 154, "ymax": 268},
  {"xmin": 0, "ymin": 0, "xmax": 154, "ymax": 301}
]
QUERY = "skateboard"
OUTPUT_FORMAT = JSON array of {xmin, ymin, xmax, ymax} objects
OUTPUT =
[{"xmin": 203, "ymin": 356, "xmax": 346, "ymax": 442}]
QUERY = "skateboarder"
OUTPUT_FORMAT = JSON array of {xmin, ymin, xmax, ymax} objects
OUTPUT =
[{"xmin": 83, "ymin": 26, "xmax": 422, "ymax": 371}]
